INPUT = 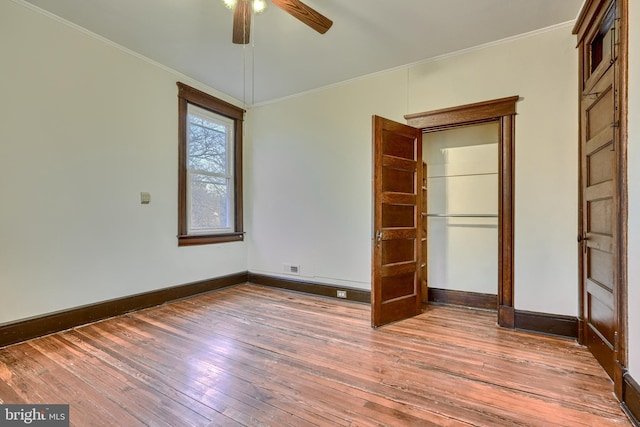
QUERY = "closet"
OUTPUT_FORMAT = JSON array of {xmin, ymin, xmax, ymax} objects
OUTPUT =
[
  {"xmin": 372, "ymin": 96, "xmax": 518, "ymax": 328},
  {"xmin": 422, "ymin": 122, "xmax": 499, "ymax": 304}
]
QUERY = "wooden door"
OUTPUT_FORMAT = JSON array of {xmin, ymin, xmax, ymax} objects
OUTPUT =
[
  {"xmin": 421, "ymin": 162, "xmax": 428, "ymax": 302},
  {"xmin": 581, "ymin": 64, "xmax": 618, "ymax": 380},
  {"xmin": 577, "ymin": 0, "xmax": 621, "ymax": 382},
  {"xmin": 371, "ymin": 116, "xmax": 423, "ymax": 327}
]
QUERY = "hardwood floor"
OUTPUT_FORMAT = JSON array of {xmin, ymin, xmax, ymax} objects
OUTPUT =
[{"xmin": 0, "ymin": 284, "xmax": 631, "ymax": 426}]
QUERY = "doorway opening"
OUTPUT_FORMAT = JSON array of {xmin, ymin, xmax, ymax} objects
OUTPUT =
[
  {"xmin": 406, "ymin": 96, "xmax": 518, "ymax": 327},
  {"xmin": 422, "ymin": 121, "xmax": 499, "ymax": 309},
  {"xmin": 371, "ymin": 96, "xmax": 519, "ymax": 328}
]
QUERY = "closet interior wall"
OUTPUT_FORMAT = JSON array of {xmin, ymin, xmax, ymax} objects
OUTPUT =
[{"xmin": 423, "ymin": 122, "xmax": 500, "ymax": 296}]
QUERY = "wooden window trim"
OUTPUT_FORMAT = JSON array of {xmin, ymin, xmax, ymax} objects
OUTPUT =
[{"xmin": 177, "ymin": 82, "xmax": 245, "ymax": 246}]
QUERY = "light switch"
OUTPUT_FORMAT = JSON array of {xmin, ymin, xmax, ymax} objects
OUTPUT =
[{"xmin": 140, "ymin": 192, "xmax": 151, "ymax": 204}]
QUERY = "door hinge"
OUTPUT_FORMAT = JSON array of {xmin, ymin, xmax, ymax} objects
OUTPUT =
[
  {"xmin": 611, "ymin": 121, "xmax": 620, "ymax": 128},
  {"xmin": 614, "ymin": 331, "xmax": 619, "ymax": 351}
]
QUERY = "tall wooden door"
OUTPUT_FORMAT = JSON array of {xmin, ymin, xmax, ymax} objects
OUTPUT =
[
  {"xmin": 581, "ymin": 63, "xmax": 618, "ymax": 381},
  {"xmin": 371, "ymin": 116, "xmax": 423, "ymax": 327},
  {"xmin": 421, "ymin": 162, "xmax": 428, "ymax": 302},
  {"xmin": 575, "ymin": 0, "xmax": 624, "ymax": 386}
]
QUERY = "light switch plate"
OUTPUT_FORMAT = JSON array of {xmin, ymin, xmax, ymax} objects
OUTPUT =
[{"xmin": 140, "ymin": 192, "xmax": 151, "ymax": 204}]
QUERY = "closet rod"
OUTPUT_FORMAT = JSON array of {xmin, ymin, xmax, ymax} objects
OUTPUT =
[
  {"xmin": 423, "ymin": 213, "xmax": 498, "ymax": 218},
  {"xmin": 427, "ymin": 172, "xmax": 498, "ymax": 179}
]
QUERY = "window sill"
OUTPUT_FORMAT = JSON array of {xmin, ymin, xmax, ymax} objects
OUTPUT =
[{"xmin": 178, "ymin": 232, "xmax": 244, "ymax": 246}]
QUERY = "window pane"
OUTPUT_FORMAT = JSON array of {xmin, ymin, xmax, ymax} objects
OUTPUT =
[
  {"xmin": 188, "ymin": 114, "xmax": 228, "ymax": 174},
  {"xmin": 189, "ymin": 173, "xmax": 231, "ymax": 231}
]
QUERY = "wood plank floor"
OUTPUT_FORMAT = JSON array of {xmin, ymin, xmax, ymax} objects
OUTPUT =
[{"xmin": 0, "ymin": 284, "xmax": 631, "ymax": 426}]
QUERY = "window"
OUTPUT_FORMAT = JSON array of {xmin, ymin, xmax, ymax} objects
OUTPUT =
[
  {"xmin": 589, "ymin": 1, "xmax": 617, "ymax": 74},
  {"xmin": 177, "ymin": 82, "xmax": 244, "ymax": 245}
]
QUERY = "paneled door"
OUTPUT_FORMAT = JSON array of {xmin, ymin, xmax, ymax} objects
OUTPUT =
[
  {"xmin": 421, "ymin": 162, "xmax": 428, "ymax": 302},
  {"xmin": 580, "ymin": 63, "xmax": 618, "ymax": 380},
  {"xmin": 575, "ymin": 0, "xmax": 625, "ymax": 390},
  {"xmin": 371, "ymin": 116, "xmax": 423, "ymax": 327}
]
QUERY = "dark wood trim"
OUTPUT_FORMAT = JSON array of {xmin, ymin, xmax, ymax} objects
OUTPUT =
[
  {"xmin": 177, "ymin": 232, "xmax": 244, "ymax": 246},
  {"xmin": 176, "ymin": 82, "xmax": 245, "ymax": 247},
  {"xmin": 623, "ymin": 372, "xmax": 640, "ymax": 426},
  {"xmin": 178, "ymin": 93, "xmax": 188, "ymax": 240},
  {"xmin": 514, "ymin": 310, "xmax": 579, "ymax": 339},
  {"xmin": 427, "ymin": 288, "xmax": 497, "ymax": 311},
  {"xmin": 0, "ymin": 272, "xmax": 248, "ymax": 348},
  {"xmin": 576, "ymin": 20, "xmax": 586, "ymax": 347},
  {"xmin": 573, "ymin": 0, "xmax": 608, "ymax": 41},
  {"xmin": 404, "ymin": 96, "xmax": 518, "ymax": 329},
  {"xmin": 404, "ymin": 96, "xmax": 519, "ymax": 130},
  {"xmin": 234, "ymin": 118, "xmax": 244, "ymax": 233},
  {"xmin": 615, "ymin": 0, "xmax": 629, "ymax": 394},
  {"xmin": 498, "ymin": 114, "xmax": 516, "ymax": 328},
  {"xmin": 248, "ymin": 273, "xmax": 371, "ymax": 303},
  {"xmin": 427, "ymin": 290, "xmax": 577, "ymax": 340},
  {"xmin": 176, "ymin": 82, "xmax": 245, "ymax": 120},
  {"xmin": 498, "ymin": 305, "xmax": 515, "ymax": 329},
  {"xmin": 574, "ymin": 0, "xmax": 628, "ymax": 400},
  {"xmin": 577, "ymin": 317, "xmax": 586, "ymax": 344}
]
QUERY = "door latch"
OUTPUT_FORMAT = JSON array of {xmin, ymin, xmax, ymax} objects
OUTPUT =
[
  {"xmin": 375, "ymin": 230, "xmax": 383, "ymax": 247},
  {"xmin": 578, "ymin": 234, "xmax": 588, "ymax": 253}
]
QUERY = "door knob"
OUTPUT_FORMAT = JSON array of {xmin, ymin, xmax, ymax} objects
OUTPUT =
[
  {"xmin": 376, "ymin": 230, "xmax": 383, "ymax": 247},
  {"xmin": 578, "ymin": 234, "xmax": 589, "ymax": 253}
]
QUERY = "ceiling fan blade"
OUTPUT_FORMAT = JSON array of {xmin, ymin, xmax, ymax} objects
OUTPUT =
[
  {"xmin": 232, "ymin": 0, "xmax": 252, "ymax": 44},
  {"xmin": 271, "ymin": 0, "xmax": 333, "ymax": 34}
]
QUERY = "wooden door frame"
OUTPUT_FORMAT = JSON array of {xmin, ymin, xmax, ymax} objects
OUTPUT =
[
  {"xmin": 574, "ymin": 0, "xmax": 629, "ymax": 398},
  {"xmin": 405, "ymin": 96, "xmax": 519, "ymax": 328}
]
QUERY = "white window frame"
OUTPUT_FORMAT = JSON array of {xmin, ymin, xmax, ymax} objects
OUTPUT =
[{"xmin": 186, "ymin": 104, "xmax": 235, "ymax": 235}]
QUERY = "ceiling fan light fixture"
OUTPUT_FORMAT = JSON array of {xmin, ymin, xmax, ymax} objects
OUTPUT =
[
  {"xmin": 230, "ymin": 0, "xmax": 332, "ymax": 45},
  {"xmin": 252, "ymin": 0, "xmax": 267, "ymax": 14},
  {"xmin": 222, "ymin": 0, "xmax": 237, "ymax": 10}
]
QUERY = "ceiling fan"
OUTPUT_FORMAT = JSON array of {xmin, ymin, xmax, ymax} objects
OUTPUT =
[{"xmin": 223, "ymin": 0, "xmax": 333, "ymax": 44}]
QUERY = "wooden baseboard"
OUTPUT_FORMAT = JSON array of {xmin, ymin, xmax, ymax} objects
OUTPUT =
[
  {"xmin": 499, "ymin": 305, "xmax": 515, "ymax": 329},
  {"xmin": 427, "ymin": 288, "xmax": 497, "ymax": 310},
  {"xmin": 623, "ymin": 372, "xmax": 640, "ymax": 426},
  {"xmin": 424, "ymin": 288, "xmax": 577, "ymax": 338},
  {"xmin": 577, "ymin": 317, "xmax": 585, "ymax": 345},
  {"xmin": 2, "ymin": 269, "xmax": 579, "ymax": 347},
  {"xmin": 0, "ymin": 271, "xmax": 248, "ymax": 348},
  {"xmin": 514, "ymin": 309, "xmax": 578, "ymax": 339},
  {"xmin": 248, "ymin": 273, "xmax": 371, "ymax": 303}
]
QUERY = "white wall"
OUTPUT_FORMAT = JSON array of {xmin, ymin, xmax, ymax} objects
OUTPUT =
[
  {"xmin": 248, "ymin": 24, "xmax": 579, "ymax": 315},
  {"xmin": 0, "ymin": 1, "xmax": 247, "ymax": 324},
  {"xmin": 409, "ymin": 27, "xmax": 579, "ymax": 315},
  {"xmin": 424, "ymin": 123, "xmax": 499, "ymax": 294},
  {"xmin": 245, "ymin": 71, "xmax": 407, "ymax": 288},
  {"xmin": 627, "ymin": 0, "xmax": 640, "ymax": 380}
]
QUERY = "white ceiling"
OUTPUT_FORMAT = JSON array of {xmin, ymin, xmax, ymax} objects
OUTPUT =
[{"xmin": 22, "ymin": 0, "xmax": 583, "ymax": 105}]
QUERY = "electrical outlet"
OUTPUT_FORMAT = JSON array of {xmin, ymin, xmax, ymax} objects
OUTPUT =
[
  {"xmin": 283, "ymin": 263, "xmax": 300, "ymax": 275},
  {"xmin": 337, "ymin": 290, "xmax": 347, "ymax": 299}
]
